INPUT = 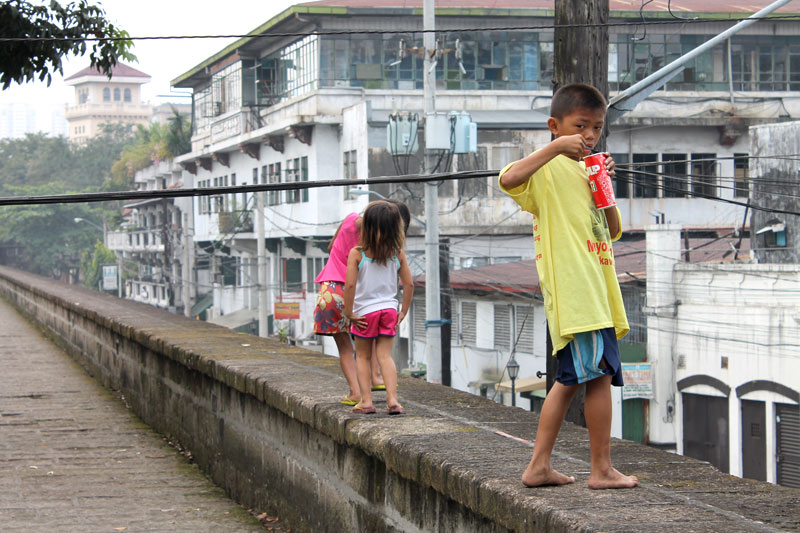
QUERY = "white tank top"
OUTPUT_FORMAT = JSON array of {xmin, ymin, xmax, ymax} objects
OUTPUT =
[{"xmin": 352, "ymin": 249, "xmax": 400, "ymax": 316}]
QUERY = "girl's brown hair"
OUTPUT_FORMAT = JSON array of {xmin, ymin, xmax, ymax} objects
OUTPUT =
[{"xmin": 360, "ymin": 200, "xmax": 404, "ymax": 264}]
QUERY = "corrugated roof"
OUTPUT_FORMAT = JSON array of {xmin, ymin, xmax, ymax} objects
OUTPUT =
[
  {"xmin": 65, "ymin": 62, "xmax": 151, "ymax": 81},
  {"xmin": 415, "ymin": 231, "xmax": 752, "ymax": 293}
]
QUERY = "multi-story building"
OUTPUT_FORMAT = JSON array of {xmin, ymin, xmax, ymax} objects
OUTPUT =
[
  {"xmin": 166, "ymin": 0, "xmax": 799, "ymax": 351},
  {"xmin": 107, "ymin": 160, "xmax": 192, "ymax": 312},
  {"xmin": 64, "ymin": 62, "xmax": 153, "ymax": 142}
]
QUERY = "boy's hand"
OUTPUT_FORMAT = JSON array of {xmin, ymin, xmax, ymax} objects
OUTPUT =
[
  {"xmin": 604, "ymin": 152, "xmax": 616, "ymax": 177},
  {"xmin": 554, "ymin": 134, "xmax": 588, "ymax": 160}
]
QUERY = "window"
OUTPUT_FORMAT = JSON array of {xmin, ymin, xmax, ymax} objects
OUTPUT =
[
  {"xmin": 514, "ymin": 305, "xmax": 535, "ymax": 354},
  {"xmin": 610, "ymin": 153, "xmax": 630, "ymax": 199},
  {"xmin": 282, "ymin": 258, "xmax": 303, "ymax": 292},
  {"xmin": 268, "ymin": 163, "xmax": 281, "ymax": 205},
  {"xmin": 691, "ymin": 153, "xmax": 717, "ymax": 198},
  {"xmin": 494, "ymin": 304, "xmax": 511, "ymax": 350},
  {"xmin": 306, "ymin": 257, "xmax": 325, "ymax": 292},
  {"xmin": 103, "ymin": 88, "xmax": 110, "ymax": 102},
  {"xmin": 662, "ymin": 154, "xmax": 688, "ymax": 198},
  {"xmin": 734, "ymin": 153, "xmax": 749, "ymax": 198},
  {"xmin": 123, "ymin": 88, "xmax": 131, "ymax": 102},
  {"xmin": 343, "ymin": 150, "xmax": 357, "ymax": 200},
  {"xmin": 633, "ymin": 153, "xmax": 659, "ymax": 198},
  {"xmin": 258, "ymin": 35, "xmax": 318, "ymax": 106},
  {"xmin": 113, "ymin": 88, "xmax": 121, "ymax": 101},
  {"xmin": 461, "ymin": 302, "xmax": 476, "ymax": 345},
  {"xmin": 413, "ymin": 297, "xmax": 426, "ymax": 340},
  {"xmin": 221, "ymin": 257, "xmax": 237, "ymax": 286},
  {"xmin": 285, "ymin": 156, "xmax": 308, "ymax": 204}
]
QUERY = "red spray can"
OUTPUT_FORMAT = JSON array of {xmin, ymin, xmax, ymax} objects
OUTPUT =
[{"xmin": 584, "ymin": 153, "xmax": 616, "ymax": 210}]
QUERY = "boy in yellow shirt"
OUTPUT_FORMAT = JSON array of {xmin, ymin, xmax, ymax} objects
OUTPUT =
[{"xmin": 499, "ymin": 83, "xmax": 638, "ymax": 490}]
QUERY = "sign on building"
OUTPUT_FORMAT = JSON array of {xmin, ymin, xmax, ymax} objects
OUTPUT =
[
  {"xmin": 274, "ymin": 302, "xmax": 300, "ymax": 319},
  {"xmin": 102, "ymin": 265, "xmax": 118, "ymax": 291},
  {"xmin": 621, "ymin": 362, "xmax": 653, "ymax": 400}
]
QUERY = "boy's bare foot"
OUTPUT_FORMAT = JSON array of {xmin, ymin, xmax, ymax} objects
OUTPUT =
[
  {"xmin": 522, "ymin": 466, "xmax": 576, "ymax": 487},
  {"xmin": 588, "ymin": 467, "xmax": 638, "ymax": 489}
]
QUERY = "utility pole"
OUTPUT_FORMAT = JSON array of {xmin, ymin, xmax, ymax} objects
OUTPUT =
[
  {"xmin": 182, "ymin": 212, "xmax": 194, "ymax": 317},
  {"xmin": 545, "ymin": 0, "xmax": 609, "ymax": 427},
  {"xmin": 256, "ymin": 191, "xmax": 268, "ymax": 337},
  {"xmin": 423, "ymin": 0, "xmax": 442, "ymax": 383},
  {"xmin": 439, "ymin": 238, "xmax": 451, "ymax": 386}
]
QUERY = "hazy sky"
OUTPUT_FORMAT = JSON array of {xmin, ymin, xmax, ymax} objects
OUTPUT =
[{"xmin": 0, "ymin": 0, "xmax": 298, "ymax": 107}]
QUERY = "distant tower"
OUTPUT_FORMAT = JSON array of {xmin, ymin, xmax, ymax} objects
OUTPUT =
[{"xmin": 64, "ymin": 62, "xmax": 153, "ymax": 142}]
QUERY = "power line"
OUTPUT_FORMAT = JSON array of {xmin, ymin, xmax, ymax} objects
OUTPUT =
[{"xmin": 3, "ymin": 14, "xmax": 799, "ymax": 44}]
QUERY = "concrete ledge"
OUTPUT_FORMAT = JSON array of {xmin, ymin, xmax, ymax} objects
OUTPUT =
[{"xmin": 0, "ymin": 266, "xmax": 798, "ymax": 532}]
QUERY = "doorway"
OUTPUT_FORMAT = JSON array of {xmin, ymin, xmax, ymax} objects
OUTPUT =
[
  {"xmin": 741, "ymin": 400, "xmax": 766, "ymax": 481},
  {"xmin": 683, "ymin": 393, "xmax": 729, "ymax": 473}
]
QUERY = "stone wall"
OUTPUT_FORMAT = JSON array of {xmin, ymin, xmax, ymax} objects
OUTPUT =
[{"xmin": 0, "ymin": 266, "xmax": 797, "ymax": 533}]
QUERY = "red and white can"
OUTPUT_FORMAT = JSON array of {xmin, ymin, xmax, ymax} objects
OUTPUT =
[{"xmin": 584, "ymin": 153, "xmax": 617, "ymax": 210}]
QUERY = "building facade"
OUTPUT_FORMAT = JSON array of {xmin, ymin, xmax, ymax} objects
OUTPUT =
[
  {"xmin": 64, "ymin": 62, "xmax": 153, "ymax": 142},
  {"xmin": 165, "ymin": 1, "xmax": 800, "ymax": 353}
]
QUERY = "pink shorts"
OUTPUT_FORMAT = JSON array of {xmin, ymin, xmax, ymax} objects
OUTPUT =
[{"xmin": 351, "ymin": 308, "xmax": 398, "ymax": 339}]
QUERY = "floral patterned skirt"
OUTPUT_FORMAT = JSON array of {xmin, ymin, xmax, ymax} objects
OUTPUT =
[{"xmin": 313, "ymin": 281, "xmax": 350, "ymax": 335}]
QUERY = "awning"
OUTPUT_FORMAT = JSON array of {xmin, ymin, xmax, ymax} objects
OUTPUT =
[
  {"xmin": 495, "ymin": 376, "xmax": 546, "ymax": 393},
  {"xmin": 208, "ymin": 308, "xmax": 259, "ymax": 330}
]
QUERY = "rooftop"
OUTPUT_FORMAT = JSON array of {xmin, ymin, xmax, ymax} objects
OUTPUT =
[
  {"xmin": 65, "ymin": 62, "xmax": 151, "ymax": 82},
  {"xmin": 415, "ymin": 230, "xmax": 752, "ymax": 292}
]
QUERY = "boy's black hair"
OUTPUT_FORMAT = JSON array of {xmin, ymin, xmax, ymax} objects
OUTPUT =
[
  {"xmin": 384, "ymin": 198, "xmax": 411, "ymax": 236},
  {"xmin": 550, "ymin": 83, "xmax": 607, "ymax": 119}
]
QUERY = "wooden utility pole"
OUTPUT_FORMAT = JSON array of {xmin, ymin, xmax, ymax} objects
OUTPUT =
[{"xmin": 546, "ymin": 0, "xmax": 610, "ymax": 427}]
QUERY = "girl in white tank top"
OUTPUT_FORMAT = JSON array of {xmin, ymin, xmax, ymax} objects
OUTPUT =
[{"xmin": 343, "ymin": 201, "xmax": 414, "ymax": 415}]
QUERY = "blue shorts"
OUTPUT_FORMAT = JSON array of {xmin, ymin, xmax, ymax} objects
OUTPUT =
[{"xmin": 555, "ymin": 327, "xmax": 624, "ymax": 387}]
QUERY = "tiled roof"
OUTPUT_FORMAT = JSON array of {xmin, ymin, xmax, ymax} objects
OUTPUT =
[
  {"xmin": 65, "ymin": 62, "xmax": 151, "ymax": 81},
  {"xmin": 415, "ymin": 231, "xmax": 752, "ymax": 293},
  {"xmin": 298, "ymin": 0, "xmax": 798, "ymax": 13}
]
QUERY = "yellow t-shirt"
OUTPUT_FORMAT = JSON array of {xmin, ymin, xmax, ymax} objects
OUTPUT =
[{"xmin": 499, "ymin": 152, "xmax": 629, "ymax": 355}]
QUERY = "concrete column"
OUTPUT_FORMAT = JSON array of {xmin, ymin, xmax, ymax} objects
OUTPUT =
[{"xmin": 645, "ymin": 224, "xmax": 681, "ymax": 446}]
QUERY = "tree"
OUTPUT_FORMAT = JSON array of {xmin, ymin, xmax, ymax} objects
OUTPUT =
[
  {"xmin": 0, "ymin": 124, "xmax": 135, "ymax": 193},
  {"xmin": 80, "ymin": 240, "xmax": 116, "ymax": 290},
  {"xmin": 0, "ymin": 0, "xmax": 135, "ymax": 88},
  {"xmin": 0, "ymin": 183, "xmax": 103, "ymax": 277}
]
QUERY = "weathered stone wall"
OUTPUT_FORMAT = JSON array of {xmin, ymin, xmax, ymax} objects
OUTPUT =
[{"xmin": 0, "ymin": 266, "xmax": 798, "ymax": 533}]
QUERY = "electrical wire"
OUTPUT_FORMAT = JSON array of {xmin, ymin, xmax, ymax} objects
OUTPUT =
[{"xmin": 3, "ymin": 15, "xmax": 799, "ymax": 44}]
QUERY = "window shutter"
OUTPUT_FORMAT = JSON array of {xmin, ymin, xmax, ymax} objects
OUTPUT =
[
  {"xmin": 514, "ymin": 305, "xmax": 534, "ymax": 354},
  {"xmin": 494, "ymin": 304, "xmax": 511, "ymax": 350},
  {"xmin": 413, "ymin": 297, "xmax": 426, "ymax": 339},
  {"xmin": 461, "ymin": 302, "xmax": 476, "ymax": 345}
]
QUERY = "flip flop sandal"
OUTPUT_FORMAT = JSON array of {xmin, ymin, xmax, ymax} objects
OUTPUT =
[
  {"xmin": 371, "ymin": 384, "xmax": 386, "ymax": 391},
  {"xmin": 340, "ymin": 395, "xmax": 359, "ymax": 406},
  {"xmin": 352, "ymin": 405, "xmax": 377, "ymax": 414},
  {"xmin": 386, "ymin": 405, "xmax": 404, "ymax": 415}
]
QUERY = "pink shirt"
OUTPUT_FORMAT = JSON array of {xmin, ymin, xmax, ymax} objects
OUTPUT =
[{"xmin": 315, "ymin": 212, "xmax": 360, "ymax": 284}]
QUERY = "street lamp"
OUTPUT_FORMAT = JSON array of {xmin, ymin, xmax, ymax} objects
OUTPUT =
[
  {"xmin": 347, "ymin": 188, "xmax": 426, "ymax": 228},
  {"xmin": 74, "ymin": 217, "xmax": 107, "ymax": 247},
  {"xmin": 506, "ymin": 355, "xmax": 520, "ymax": 407}
]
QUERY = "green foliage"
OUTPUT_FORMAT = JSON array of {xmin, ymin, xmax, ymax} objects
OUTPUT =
[
  {"xmin": 111, "ymin": 112, "xmax": 192, "ymax": 186},
  {"xmin": 80, "ymin": 240, "xmax": 116, "ymax": 290},
  {"xmin": 0, "ymin": 0, "xmax": 136, "ymax": 88},
  {"xmin": 0, "ymin": 124, "xmax": 135, "ymax": 194},
  {"xmin": 0, "ymin": 183, "xmax": 105, "ymax": 277}
]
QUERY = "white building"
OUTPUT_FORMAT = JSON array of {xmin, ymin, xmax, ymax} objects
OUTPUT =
[{"xmin": 164, "ymin": 0, "xmax": 800, "ymax": 352}]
